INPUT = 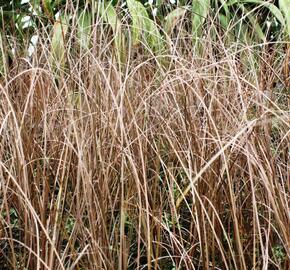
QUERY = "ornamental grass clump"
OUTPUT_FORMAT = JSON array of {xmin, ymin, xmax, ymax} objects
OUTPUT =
[{"xmin": 0, "ymin": 1, "xmax": 289, "ymax": 269}]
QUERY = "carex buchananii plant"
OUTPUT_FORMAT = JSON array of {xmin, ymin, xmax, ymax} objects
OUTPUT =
[{"xmin": 0, "ymin": 0, "xmax": 289, "ymax": 269}]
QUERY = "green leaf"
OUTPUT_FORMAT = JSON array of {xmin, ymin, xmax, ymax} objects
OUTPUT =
[
  {"xmin": 279, "ymin": 0, "xmax": 290, "ymax": 38},
  {"xmin": 51, "ymin": 15, "xmax": 69, "ymax": 67},
  {"xmin": 127, "ymin": 0, "xmax": 164, "ymax": 53},
  {"xmin": 228, "ymin": 0, "xmax": 285, "ymax": 26},
  {"xmin": 247, "ymin": 12, "xmax": 266, "ymax": 41},
  {"xmin": 218, "ymin": 14, "xmax": 230, "ymax": 30},
  {"xmin": 191, "ymin": 0, "xmax": 210, "ymax": 37},
  {"xmin": 236, "ymin": 4, "xmax": 266, "ymax": 42},
  {"xmin": 225, "ymin": 1, "xmax": 285, "ymax": 41},
  {"xmin": 99, "ymin": 2, "xmax": 122, "ymax": 34},
  {"xmin": 219, "ymin": 0, "xmax": 230, "ymax": 15},
  {"xmin": 78, "ymin": 11, "xmax": 92, "ymax": 49},
  {"xmin": 127, "ymin": 0, "xmax": 149, "ymax": 45},
  {"xmin": 164, "ymin": 6, "xmax": 189, "ymax": 34},
  {"xmin": 99, "ymin": 1, "xmax": 124, "ymax": 63}
]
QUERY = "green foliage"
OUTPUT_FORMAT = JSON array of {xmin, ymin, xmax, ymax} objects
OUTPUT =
[
  {"xmin": 272, "ymin": 245, "xmax": 286, "ymax": 263},
  {"xmin": 164, "ymin": 6, "xmax": 189, "ymax": 34},
  {"xmin": 65, "ymin": 216, "xmax": 76, "ymax": 235},
  {"xmin": 78, "ymin": 11, "xmax": 92, "ymax": 50},
  {"xmin": 1, "ymin": 207, "xmax": 19, "ymax": 228},
  {"xmin": 191, "ymin": 0, "xmax": 210, "ymax": 39},
  {"xmin": 127, "ymin": 0, "xmax": 164, "ymax": 53},
  {"xmin": 279, "ymin": 0, "xmax": 290, "ymax": 38},
  {"xmin": 50, "ymin": 15, "xmax": 68, "ymax": 67},
  {"xmin": 98, "ymin": 1, "xmax": 124, "ymax": 63},
  {"xmin": 227, "ymin": 0, "xmax": 286, "ymax": 41},
  {"xmin": 0, "ymin": 0, "xmax": 289, "ymax": 62}
]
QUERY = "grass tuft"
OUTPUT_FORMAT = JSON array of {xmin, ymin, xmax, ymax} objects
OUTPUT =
[{"xmin": 0, "ymin": 5, "xmax": 289, "ymax": 270}]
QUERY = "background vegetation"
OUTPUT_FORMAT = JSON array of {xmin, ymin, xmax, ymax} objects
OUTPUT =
[{"xmin": 0, "ymin": 0, "xmax": 289, "ymax": 269}]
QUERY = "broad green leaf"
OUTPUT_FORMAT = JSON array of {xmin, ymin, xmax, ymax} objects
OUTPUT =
[
  {"xmin": 127, "ymin": 0, "xmax": 164, "ymax": 53},
  {"xmin": 279, "ymin": 0, "xmax": 290, "ymax": 37},
  {"xmin": 219, "ymin": 0, "xmax": 233, "ymax": 31},
  {"xmin": 218, "ymin": 14, "xmax": 230, "ymax": 30},
  {"xmin": 98, "ymin": 2, "xmax": 124, "ymax": 63},
  {"xmin": 127, "ymin": 0, "xmax": 149, "ymax": 45},
  {"xmin": 78, "ymin": 11, "xmax": 92, "ymax": 49},
  {"xmin": 191, "ymin": 0, "xmax": 210, "ymax": 37},
  {"xmin": 164, "ymin": 6, "xmax": 189, "ymax": 34},
  {"xmin": 99, "ymin": 2, "xmax": 122, "ymax": 34},
  {"xmin": 51, "ymin": 16, "xmax": 68, "ymax": 67}
]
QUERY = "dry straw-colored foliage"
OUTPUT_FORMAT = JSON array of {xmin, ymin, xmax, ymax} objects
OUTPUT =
[{"xmin": 0, "ymin": 8, "xmax": 289, "ymax": 270}]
